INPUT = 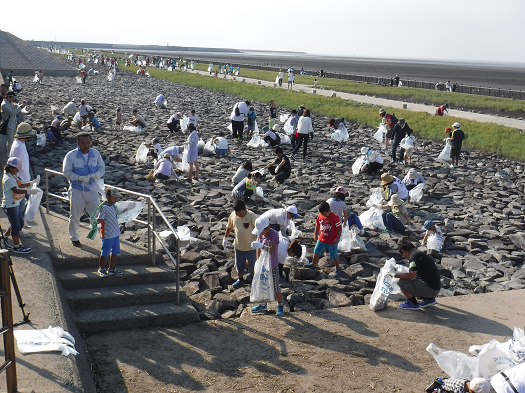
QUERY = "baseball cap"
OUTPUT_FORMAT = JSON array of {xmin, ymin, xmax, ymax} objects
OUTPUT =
[
  {"xmin": 107, "ymin": 187, "xmax": 122, "ymax": 198},
  {"xmin": 57, "ymin": 115, "xmax": 63, "ymax": 119},
  {"xmin": 7, "ymin": 157, "xmax": 22, "ymax": 169},
  {"xmin": 422, "ymin": 220, "xmax": 435, "ymax": 231},
  {"xmin": 152, "ymin": 138, "xmax": 159, "ymax": 144},
  {"xmin": 6, "ymin": 91, "xmax": 16, "ymax": 97},
  {"xmin": 361, "ymin": 147, "xmax": 369, "ymax": 154},
  {"xmin": 452, "ymin": 122, "xmax": 460, "ymax": 128},
  {"xmin": 285, "ymin": 205, "xmax": 299, "ymax": 218},
  {"xmin": 335, "ymin": 186, "xmax": 346, "ymax": 194},
  {"xmin": 252, "ymin": 217, "xmax": 270, "ymax": 235}
]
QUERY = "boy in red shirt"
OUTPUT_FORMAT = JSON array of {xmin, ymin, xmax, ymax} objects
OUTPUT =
[{"xmin": 305, "ymin": 201, "xmax": 343, "ymax": 277}]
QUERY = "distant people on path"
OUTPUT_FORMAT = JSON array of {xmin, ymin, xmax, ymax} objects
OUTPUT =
[
  {"xmin": 130, "ymin": 109, "xmax": 147, "ymax": 128},
  {"xmin": 95, "ymin": 187, "xmax": 123, "ymax": 277},
  {"xmin": 394, "ymin": 75, "xmax": 400, "ymax": 86},
  {"xmin": 360, "ymin": 146, "xmax": 384, "ymax": 175},
  {"xmin": 287, "ymin": 73, "xmax": 295, "ymax": 90},
  {"xmin": 264, "ymin": 147, "xmax": 291, "ymax": 184},
  {"xmin": 446, "ymin": 122, "xmax": 465, "ymax": 168},
  {"xmin": 445, "ymin": 81, "xmax": 451, "ymax": 92},
  {"xmin": 436, "ymin": 103, "xmax": 449, "ymax": 116},
  {"xmin": 185, "ymin": 123, "xmax": 199, "ymax": 182},
  {"xmin": 394, "ymin": 241, "xmax": 441, "ymax": 310},
  {"xmin": 1, "ymin": 91, "xmax": 26, "ymax": 155},
  {"xmin": 390, "ymin": 118, "xmax": 413, "ymax": 163},
  {"xmin": 230, "ymin": 100, "xmax": 250, "ymax": 140},
  {"xmin": 63, "ymin": 132, "xmax": 105, "ymax": 247},
  {"xmin": 261, "ymin": 125, "xmax": 281, "ymax": 147},
  {"xmin": 291, "ymin": 109, "xmax": 314, "ymax": 161},
  {"xmin": 278, "ymin": 70, "xmax": 284, "ymax": 87}
]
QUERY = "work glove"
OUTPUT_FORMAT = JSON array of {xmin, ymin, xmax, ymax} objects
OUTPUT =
[
  {"xmin": 91, "ymin": 173, "xmax": 101, "ymax": 181},
  {"xmin": 30, "ymin": 175, "xmax": 40, "ymax": 188},
  {"xmin": 26, "ymin": 188, "xmax": 39, "ymax": 195},
  {"xmin": 274, "ymin": 166, "xmax": 280, "ymax": 174},
  {"xmin": 309, "ymin": 132, "xmax": 314, "ymax": 140},
  {"xmin": 222, "ymin": 237, "xmax": 228, "ymax": 249},
  {"xmin": 78, "ymin": 175, "xmax": 90, "ymax": 182},
  {"xmin": 251, "ymin": 241, "xmax": 263, "ymax": 249}
]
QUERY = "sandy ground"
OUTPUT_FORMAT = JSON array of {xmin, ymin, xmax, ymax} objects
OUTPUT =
[{"xmin": 86, "ymin": 290, "xmax": 524, "ymax": 393}]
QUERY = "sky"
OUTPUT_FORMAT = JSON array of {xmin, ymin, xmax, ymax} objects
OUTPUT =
[{"xmin": 2, "ymin": 0, "xmax": 525, "ymax": 63}]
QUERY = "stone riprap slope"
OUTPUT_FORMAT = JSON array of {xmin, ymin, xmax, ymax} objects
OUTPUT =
[{"xmin": 16, "ymin": 61, "xmax": 525, "ymax": 319}]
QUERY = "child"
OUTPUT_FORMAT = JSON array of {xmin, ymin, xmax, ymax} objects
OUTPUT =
[
  {"xmin": 115, "ymin": 107, "xmax": 122, "ymax": 130},
  {"xmin": 277, "ymin": 237, "xmax": 303, "ymax": 281},
  {"xmin": 314, "ymin": 79, "xmax": 318, "ymax": 87},
  {"xmin": 246, "ymin": 107, "xmax": 257, "ymax": 139},
  {"xmin": 268, "ymin": 100, "xmax": 277, "ymax": 130},
  {"xmin": 1, "ymin": 157, "xmax": 39, "ymax": 253},
  {"xmin": 250, "ymin": 217, "xmax": 284, "ymax": 316},
  {"xmin": 305, "ymin": 201, "xmax": 343, "ymax": 277},
  {"xmin": 95, "ymin": 187, "xmax": 123, "ymax": 277},
  {"xmin": 421, "ymin": 220, "xmax": 443, "ymax": 255},
  {"xmin": 403, "ymin": 134, "xmax": 416, "ymax": 165},
  {"xmin": 186, "ymin": 123, "xmax": 199, "ymax": 182},
  {"xmin": 186, "ymin": 109, "xmax": 200, "ymax": 129}
]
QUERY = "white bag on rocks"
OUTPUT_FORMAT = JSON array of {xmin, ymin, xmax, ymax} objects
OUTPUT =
[
  {"xmin": 279, "ymin": 133, "xmax": 291, "ymax": 145},
  {"xmin": 279, "ymin": 114, "xmax": 289, "ymax": 123},
  {"xmin": 352, "ymin": 156, "xmax": 365, "ymax": 175},
  {"xmin": 180, "ymin": 116, "xmax": 190, "ymax": 133},
  {"xmin": 175, "ymin": 146, "xmax": 190, "ymax": 172},
  {"xmin": 366, "ymin": 188, "xmax": 383, "ymax": 207},
  {"xmin": 50, "ymin": 105, "xmax": 60, "ymax": 115},
  {"xmin": 427, "ymin": 232, "xmax": 444, "ymax": 251},
  {"xmin": 123, "ymin": 126, "xmax": 144, "ymax": 132},
  {"xmin": 250, "ymin": 249, "xmax": 276, "ymax": 303},
  {"xmin": 36, "ymin": 132, "xmax": 46, "ymax": 147},
  {"xmin": 227, "ymin": 123, "xmax": 233, "ymax": 133},
  {"xmin": 247, "ymin": 133, "xmax": 263, "ymax": 148},
  {"xmin": 283, "ymin": 117, "xmax": 294, "ymax": 135},
  {"xmin": 203, "ymin": 138, "xmax": 215, "ymax": 156},
  {"xmin": 76, "ymin": 76, "xmax": 83, "ymax": 84},
  {"xmin": 359, "ymin": 206, "xmax": 385, "ymax": 230},
  {"xmin": 331, "ymin": 124, "xmax": 349, "ymax": 143},
  {"xmin": 438, "ymin": 140, "xmax": 452, "ymax": 161},
  {"xmin": 14, "ymin": 325, "xmax": 78, "ymax": 356},
  {"xmin": 369, "ymin": 258, "xmax": 408, "ymax": 311},
  {"xmin": 135, "ymin": 143, "xmax": 149, "ymax": 163},
  {"xmin": 63, "ymin": 102, "xmax": 77, "ymax": 116},
  {"xmin": 176, "ymin": 226, "xmax": 197, "ymax": 242},
  {"xmin": 339, "ymin": 227, "xmax": 366, "ymax": 252},
  {"xmin": 409, "ymin": 183, "xmax": 425, "ymax": 203}
]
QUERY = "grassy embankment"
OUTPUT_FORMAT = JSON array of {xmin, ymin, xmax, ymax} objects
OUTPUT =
[{"xmin": 119, "ymin": 64, "xmax": 525, "ymax": 161}]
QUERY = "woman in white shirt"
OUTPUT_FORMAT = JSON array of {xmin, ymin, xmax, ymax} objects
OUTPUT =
[
  {"xmin": 291, "ymin": 109, "xmax": 313, "ymax": 161},
  {"xmin": 153, "ymin": 154, "xmax": 178, "ymax": 181},
  {"xmin": 214, "ymin": 132, "xmax": 230, "ymax": 156}
]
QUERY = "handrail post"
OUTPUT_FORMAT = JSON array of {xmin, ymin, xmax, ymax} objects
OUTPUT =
[
  {"xmin": 176, "ymin": 236, "xmax": 180, "ymax": 305},
  {"xmin": 152, "ymin": 201, "xmax": 156, "ymax": 266},
  {"xmin": 45, "ymin": 170, "xmax": 50, "ymax": 214},
  {"xmin": 0, "ymin": 251, "xmax": 17, "ymax": 393},
  {"xmin": 147, "ymin": 199, "xmax": 151, "ymax": 255}
]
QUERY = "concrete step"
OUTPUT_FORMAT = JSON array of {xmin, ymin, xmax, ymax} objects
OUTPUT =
[
  {"xmin": 76, "ymin": 302, "xmax": 200, "ymax": 333},
  {"xmin": 58, "ymin": 264, "xmax": 176, "ymax": 290},
  {"xmin": 68, "ymin": 282, "xmax": 183, "ymax": 310}
]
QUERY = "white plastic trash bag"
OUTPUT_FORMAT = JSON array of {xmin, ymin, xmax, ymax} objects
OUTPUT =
[
  {"xmin": 227, "ymin": 123, "xmax": 233, "ymax": 133},
  {"xmin": 426, "ymin": 343, "xmax": 481, "ymax": 380},
  {"xmin": 283, "ymin": 117, "xmax": 294, "ymax": 135},
  {"xmin": 374, "ymin": 124, "xmax": 387, "ymax": 143},
  {"xmin": 36, "ymin": 132, "xmax": 46, "ymax": 147},
  {"xmin": 279, "ymin": 114, "xmax": 289, "ymax": 123},
  {"xmin": 76, "ymin": 76, "xmax": 83, "ymax": 84},
  {"xmin": 135, "ymin": 143, "xmax": 149, "ymax": 163},
  {"xmin": 369, "ymin": 258, "xmax": 408, "ymax": 311},
  {"xmin": 115, "ymin": 201, "xmax": 144, "ymax": 223},
  {"xmin": 176, "ymin": 226, "xmax": 198, "ymax": 242},
  {"xmin": 275, "ymin": 76, "xmax": 280, "ymax": 84},
  {"xmin": 438, "ymin": 140, "xmax": 452, "ymax": 161},
  {"xmin": 33, "ymin": 75, "xmax": 40, "ymax": 82},
  {"xmin": 279, "ymin": 133, "xmax": 291, "ymax": 145},
  {"xmin": 180, "ymin": 116, "xmax": 190, "ymax": 133},
  {"xmin": 247, "ymin": 133, "xmax": 262, "ymax": 148},
  {"xmin": 409, "ymin": 183, "xmax": 425, "ymax": 203},
  {"xmin": 14, "ymin": 325, "xmax": 78, "ymax": 356},
  {"xmin": 288, "ymin": 220, "xmax": 302, "ymax": 240},
  {"xmin": 427, "ymin": 232, "xmax": 444, "ymax": 252},
  {"xmin": 175, "ymin": 146, "xmax": 190, "ymax": 172},
  {"xmin": 400, "ymin": 135, "xmax": 415, "ymax": 150},
  {"xmin": 352, "ymin": 156, "xmax": 365, "ymax": 175},
  {"xmin": 79, "ymin": 63, "xmax": 85, "ymax": 70},
  {"xmin": 250, "ymin": 249, "xmax": 276, "ymax": 303},
  {"xmin": 331, "ymin": 124, "xmax": 349, "ymax": 143},
  {"xmin": 359, "ymin": 206, "xmax": 385, "ymax": 230},
  {"xmin": 339, "ymin": 226, "xmax": 365, "ymax": 252},
  {"xmin": 24, "ymin": 185, "xmax": 43, "ymax": 226},
  {"xmin": 63, "ymin": 102, "xmax": 77, "ymax": 116},
  {"xmin": 50, "ymin": 105, "xmax": 60, "ymax": 115},
  {"xmin": 366, "ymin": 188, "xmax": 383, "ymax": 207},
  {"xmin": 203, "ymin": 138, "xmax": 215, "ymax": 156},
  {"xmin": 123, "ymin": 126, "xmax": 144, "ymax": 132}
]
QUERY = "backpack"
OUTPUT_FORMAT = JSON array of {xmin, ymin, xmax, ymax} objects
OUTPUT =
[
  {"xmin": 389, "ymin": 113, "xmax": 398, "ymax": 125},
  {"xmin": 234, "ymin": 104, "xmax": 240, "ymax": 117}
]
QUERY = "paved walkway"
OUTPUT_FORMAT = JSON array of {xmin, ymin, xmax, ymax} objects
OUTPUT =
[{"xmin": 191, "ymin": 69, "xmax": 525, "ymax": 130}]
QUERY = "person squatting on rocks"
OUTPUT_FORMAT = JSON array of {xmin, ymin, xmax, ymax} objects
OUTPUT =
[
  {"xmin": 213, "ymin": 133, "xmax": 230, "ymax": 156},
  {"xmin": 381, "ymin": 173, "xmax": 409, "ymax": 200},
  {"xmin": 390, "ymin": 118, "xmax": 413, "ymax": 163},
  {"xmin": 230, "ymin": 100, "xmax": 250, "ymax": 140},
  {"xmin": 264, "ymin": 147, "xmax": 291, "ymax": 184},
  {"xmin": 261, "ymin": 125, "xmax": 281, "ymax": 147},
  {"xmin": 402, "ymin": 168, "xmax": 426, "ymax": 190},
  {"xmin": 446, "ymin": 122, "xmax": 466, "ymax": 168},
  {"xmin": 232, "ymin": 161, "xmax": 253, "ymax": 185},
  {"xmin": 45, "ymin": 115, "xmax": 64, "ymax": 143},
  {"xmin": 394, "ymin": 241, "xmax": 441, "ymax": 310},
  {"xmin": 63, "ymin": 132, "xmax": 105, "ymax": 247},
  {"xmin": 154, "ymin": 154, "xmax": 178, "ymax": 182},
  {"xmin": 130, "ymin": 109, "xmax": 147, "ymax": 128},
  {"xmin": 232, "ymin": 172, "xmax": 267, "ymax": 202},
  {"xmin": 304, "ymin": 201, "xmax": 343, "ymax": 278},
  {"xmin": 250, "ymin": 216, "xmax": 285, "ymax": 316},
  {"xmin": 155, "ymin": 94, "xmax": 167, "ymax": 109},
  {"xmin": 223, "ymin": 200, "xmax": 257, "ymax": 289},
  {"xmin": 291, "ymin": 109, "xmax": 314, "ymax": 161},
  {"xmin": 421, "ymin": 220, "xmax": 443, "ymax": 256},
  {"xmin": 95, "ymin": 187, "xmax": 123, "ymax": 277},
  {"xmin": 159, "ymin": 145, "xmax": 183, "ymax": 163},
  {"xmin": 360, "ymin": 146, "xmax": 384, "ymax": 175},
  {"xmin": 1, "ymin": 91, "xmax": 26, "ymax": 155},
  {"xmin": 166, "ymin": 112, "xmax": 182, "ymax": 133},
  {"xmin": 260, "ymin": 205, "xmax": 299, "ymax": 236},
  {"xmin": 436, "ymin": 103, "xmax": 449, "ymax": 116},
  {"xmin": 381, "ymin": 194, "xmax": 411, "ymax": 234},
  {"xmin": 327, "ymin": 118, "xmax": 346, "ymax": 130},
  {"xmin": 379, "ymin": 108, "xmax": 397, "ymax": 150}
]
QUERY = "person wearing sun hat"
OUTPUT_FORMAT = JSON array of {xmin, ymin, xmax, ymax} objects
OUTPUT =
[
  {"xmin": 381, "ymin": 194, "xmax": 411, "ymax": 233},
  {"xmin": 402, "ymin": 168, "xmax": 426, "ymax": 191},
  {"xmin": 380, "ymin": 172, "xmax": 409, "ymax": 200},
  {"xmin": 446, "ymin": 122, "xmax": 465, "ymax": 168}
]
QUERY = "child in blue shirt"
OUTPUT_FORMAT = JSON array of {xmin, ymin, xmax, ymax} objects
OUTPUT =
[
  {"xmin": 246, "ymin": 107, "xmax": 257, "ymax": 139},
  {"xmin": 95, "ymin": 187, "xmax": 123, "ymax": 277}
]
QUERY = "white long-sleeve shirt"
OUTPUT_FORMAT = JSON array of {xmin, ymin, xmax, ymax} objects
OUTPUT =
[{"xmin": 297, "ymin": 116, "xmax": 313, "ymax": 135}]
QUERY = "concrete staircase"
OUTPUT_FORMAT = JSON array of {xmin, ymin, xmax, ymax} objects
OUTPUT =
[{"xmin": 43, "ymin": 211, "xmax": 200, "ymax": 333}]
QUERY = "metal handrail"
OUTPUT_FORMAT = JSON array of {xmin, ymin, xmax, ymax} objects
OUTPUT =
[
  {"xmin": 0, "ymin": 250, "xmax": 17, "ymax": 392},
  {"xmin": 44, "ymin": 169, "xmax": 181, "ymax": 304}
]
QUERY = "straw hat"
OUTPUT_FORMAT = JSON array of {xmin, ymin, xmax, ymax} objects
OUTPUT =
[
  {"xmin": 381, "ymin": 173, "xmax": 395, "ymax": 186},
  {"xmin": 14, "ymin": 123, "xmax": 36, "ymax": 139},
  {"xmin": 387, "ymin": 194, "xmax": 404, "ymax": 207}
]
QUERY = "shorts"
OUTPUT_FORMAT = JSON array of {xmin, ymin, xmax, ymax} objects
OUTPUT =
[
  {"xmin": 272, "ymin": 266, "xmax": 281, "ymax": 294},
  {"xmin": 385, "ymin": 128, "xmax": 393, "ymax": 139},
  {"xmin": 101, "ymin": 236, "xmax": 121, "ymax": 257},
  {"xmin": 404, "ymin": 147, "xmax": 414, "ymax": 156},
  {"xmin": 397, "ymin": 278, "xmax": 440, "ymax": 298},
  {"xmin": 235, "ymin": 249, "xmax": 257, "ymax": 275},
  {"xmin": 116, "ymin": 121, "xmax": 121, "ymax": 126},
  {"xmin": 450, "ymin": 146, "xmax": 461, "ymax": 159},
  {"xmin": 247, "ymin": 125, "xmax": 255, "ymax": 131},
  {"xmin": 313, "ymin": 240, "xmax": 338, "ymax": 259},
  {"xmin": 215, "ymin": 148, "xmax": 228, "ymax": 156}
]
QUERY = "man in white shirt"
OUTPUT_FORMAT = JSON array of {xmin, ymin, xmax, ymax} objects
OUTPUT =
[
  {"xmin": 160, "ymin": 145, "xmax": 183, "ymax": 162},
  {"xmin": 278, "ymin": 70, "xmax": 284, "ymax": 86},
  {"xmin": 260, "ymin": 205, "xmax": 299, "ymax": 236},
  {"xmin": 167, "ymin": 112, "xmax": 181, "ymax": 133},
  {"xmin": 155, "ymin": 94, "xmax": 167, "ymax": 109},
  {"xmin": 230, "ymin": 100, "xmax": 250, "ymax": 140}
]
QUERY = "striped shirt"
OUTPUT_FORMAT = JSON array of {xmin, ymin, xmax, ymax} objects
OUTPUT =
[{"xmin": 96, "ymin": 204, "xmax": 120, "ymax": 239}]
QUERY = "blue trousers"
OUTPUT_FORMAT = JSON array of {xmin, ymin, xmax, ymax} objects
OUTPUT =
[
  {"xmin": 347, "ymin": 212, "xmax": 363, "ymax": 231},
  {"xmin": 382, "ymin": 213, "xmax": 405, "ymax": 232}
]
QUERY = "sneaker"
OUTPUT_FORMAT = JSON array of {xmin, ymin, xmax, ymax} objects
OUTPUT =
[
  {"xmin": 18, "ymin": 230, "xmax": 30, "ymax": 238},
  {"xmin": 334, "ymin": 268, "xmax": 342, "ymax": 278},
  {"xmin": 107, "ymin": 268, "xmax": 123, "ymax": 277},
  {"xmin": 450, "ymin": 164, "xmax": 455, "ymax": 168},
  {"xmin": 304, "ymin": 263, "xmax": 317, "ymax": 269},
  {"xmin": 419, "ymin": 298, "xmax": 437, "ymax": 308},
  {"xmin": 1, "ymin": 239, "xmax": 13, "ymax": 249},
  {"xmin": 232, "ymin": 279, "xmax": 244, "ymax": 289},
  {"xmin": 12, "ymin": 245, "xmax": 31, "ymax": 254},
  {"xmin": 276, "ymin": 304, "xmax": 284, "ymax": 316},
  {"xmin": 454, "ymin": 163, "xmax": 458, "ymax": 168},
  {"xmin": 98, "ymin": 267, "xmax": 108, "ymax": 277},
  {"xmin": 72, "ymin": 240, "xmax": 82, "ymax": 247},
  {"xmin": 251, "ymin": 304, "xmax": 267, "ymax": 313},
  {"xmin": 399, "ymin": 300, "xmax": 420, "ymax": 310}
]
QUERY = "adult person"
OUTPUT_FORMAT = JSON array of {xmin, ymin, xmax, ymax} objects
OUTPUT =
[
  {"xmin": 402, "ymin": 168, "xmax": 426, "ymax": 190},
  {"xmin": 291, "ymin": 109, "xmax": 314, "ymax": 161},
  {"xmin": 394, "ymin": 75, "xmax": 400, "ymax": 86},
  {"xmin": 63, "ymin": 132, "xmax": 105, "ymax": 247},
  {"xmin": 79, "ymin": 99, "xmax": 89, "ymax": 126},
  {"xmin": 0, "ymin": 84, "xmax": 8, "ymax": 106},
  {"xmin": 445, "ymin": 81, "xmax": 451, "ymax": 92},
  {"xmin": 327, "ymin": 118, "xmax": 346, "ymax": 129},
  {"xmin": 185, "ymin": 123, "xmax": 199, "ymax": 182},
  {"xmin": 379, "ymin": 108, "xmax": 397, "ymax": 150},
  {"xmin": 232, "ymin": 160, "xmax": 253, "ymax": 185},
  {"xmin": 380, "ymin": 172, "xmax": 409, "ymax": 200},
  {"xmin": 268, "ymin": 100, "xmax": 277, "ymax": 129},
  {"xmin": 289, "ymin": 109, "xmax": 300, "ymax": 149},
  {"xmin": 230, "ymin": 100, "xmax": 250, "ymax": 140},
  {"xmin": 436, "ymin": 103, "xmax": 449, "ymax": 116},
  {"xmin": 260, "ymin": 205, "xmax": 299, "ymax": 235},
  {"xmin": 261, "ymin": 125, "xmax": 281, "ymax": 147},
  {"xmin": 264, "ymin": 147, "xmax": 291, "ymax": 184},
  {"xmin": 394, "ymin": 241, "xmax": 441, "ymax": 310},
  {"xmin": 155, "ymin": 94, "xmax": 167, "ymax": 109},
  {"xmin": 213, "ymin": 132, "xmax": 230, "ymax": 156},
  {"xmin": 232, "ymin": 172, "xmax": 266, "ymax": 202},
  {"xmin": 278, "ymin": 69, "xmax": 284, "ymax": 87},
  {"xmin": 10, "ymin": 123, "xmax": 36, "ymax": 187},
  {"xmin": 390, "ymin": 118, "xmax": 413, "ymax": 163},
  {"xmin": 130, "ymin": 109, "xmax": 147, "ymax": 128},
  {"xmin": 360, "ymin": 146, "xmax": 384, "ymax": 175},
  {"xmin": 167, "ymin": 112, "xmax": 182, "ymax": 133},
  {"xmin": 381, "ymin": 194, "xmax": 411, "ymax": 233},
  {"xmin": 223, "ymin": 200, "xmax": 257, "ymax": 289},
  {"xmin": 287, "ymin": 72, "xmax": 295, "ymax": 90},
  {"xmin": 446, "ymin": 122, "xmax": 465, "ymax": 168},
  {"xmin": 60, "ymin": 116, "xmax": 73, "ymax": 131},
  {"xmin": 153, "ymin": 154, "xmax": 178, "ymax": 182},
  {"xmin": 1, "ymin": 91, "xmax": 26, "ymax": 155},
  {"xmin": 7, "ymin": 72, "xmax": 13, "ymax": 87}
]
